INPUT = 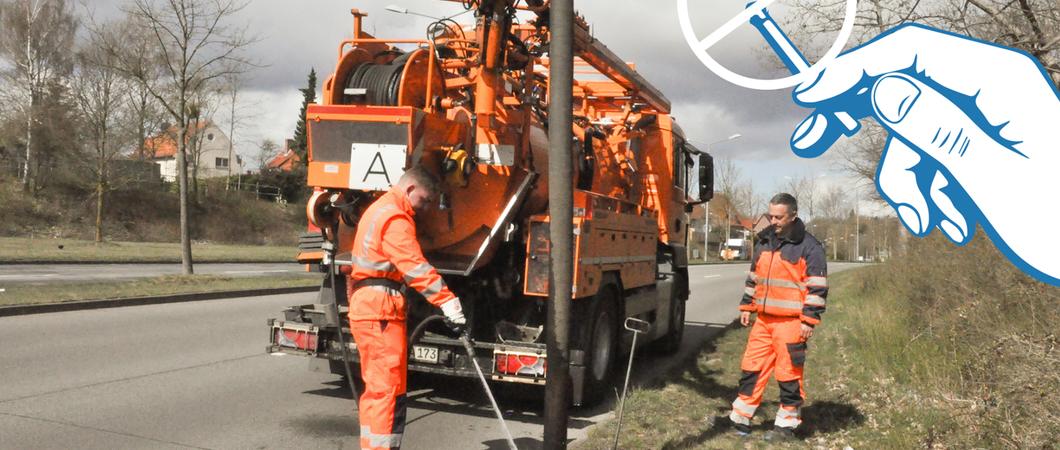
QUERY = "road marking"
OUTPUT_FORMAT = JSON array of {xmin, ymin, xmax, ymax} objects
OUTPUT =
[
  {"xmin": 221, "ymin": 270, "xmax": 294, "ymax": 274},
  {"xmin": 703, "ymin": 275, "xmax": 721, "ymax": 279},
  {"xmin": 0, "ymin": 274, "xmax": 59, "ymax": 280}
]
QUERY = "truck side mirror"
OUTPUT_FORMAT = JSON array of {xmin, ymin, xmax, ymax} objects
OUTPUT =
[{"xmin": 698, "ymin": 153, "xmax": 714, "ymax": 202}]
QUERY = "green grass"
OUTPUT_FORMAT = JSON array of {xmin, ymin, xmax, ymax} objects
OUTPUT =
[
  {"xmin": 576, "ymin": 268, "xmax": 942, "ymax": 449},
  {"xmin": 0, "ymin": 236, "xmax": 299, "ymax": 263},
  {"xmin": 577, "ymin": 249, "xmax": 1060, "ymax": 449},
  {"xmin": 0, "ymin": 273, "xmax": 320, "ymax": 307}
]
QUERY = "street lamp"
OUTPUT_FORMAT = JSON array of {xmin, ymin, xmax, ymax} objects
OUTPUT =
[
  {"xmin": 386, "ymin": 4, "xmax": 442, "ymax": 20},
  {"xmin": 700, "ymin": 133, "xmax": 742, "ymax": 260}
]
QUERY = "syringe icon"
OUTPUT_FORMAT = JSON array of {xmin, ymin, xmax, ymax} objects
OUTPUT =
[{"xmin": 746, "ymin": 2, "xmax": 865, "ymax": 158}]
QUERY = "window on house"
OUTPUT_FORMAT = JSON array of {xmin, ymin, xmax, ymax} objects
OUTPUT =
[{"xmin": 215, "ymin": 157, "xmax": 229, "ymax": 168}]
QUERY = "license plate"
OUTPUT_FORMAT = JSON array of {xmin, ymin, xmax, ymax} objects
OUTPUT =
[{"xmin": 411, "ymin": 345, "xmax": 439, "ymax": 364}]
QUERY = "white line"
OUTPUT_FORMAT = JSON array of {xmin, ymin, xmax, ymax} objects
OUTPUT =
[
  {"xmin": 0, "ymin": 274, "xmax": 59, "ymax": 280},
  {"xmin": 703, "ymin": 275, "xmax": 721, "ymax": 279},
  {"xmin": 697, "ymin": 0, "xmax": 777, "ymax": 51},
  {"xmin": 221, "ymin": 270, "xmax": 293, "ymax": 274}
]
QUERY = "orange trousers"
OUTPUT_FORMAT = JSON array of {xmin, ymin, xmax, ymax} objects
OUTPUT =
[
  {"xmin": 730, "ymin": 314, "xmax": 807, "ymax": 429},
  {"xmin": 351, "ymin": 319, "xmax": 408, "ymax": 450}
]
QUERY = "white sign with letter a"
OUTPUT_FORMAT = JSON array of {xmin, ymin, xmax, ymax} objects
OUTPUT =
[{"xmin": 348, "ymin": 143, "xmax": 407, "ymax": 191}]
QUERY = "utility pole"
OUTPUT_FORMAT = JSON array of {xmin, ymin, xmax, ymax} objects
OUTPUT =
[
  {"xmin": 855, "ymin": 187, "xmax": 860, "ymax": 262},
  {"xmin": 544, "ymin": 0, "xmax": 574, "ymax": 447}
]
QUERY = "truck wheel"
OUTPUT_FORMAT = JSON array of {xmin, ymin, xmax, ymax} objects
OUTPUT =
[
  {"xmin": 655, "ymin": 270, "xmax": 687, "ymax": 355},
  {"xmin": 581, "ymin": 285, "xmax": 619, "ymax": 405}
]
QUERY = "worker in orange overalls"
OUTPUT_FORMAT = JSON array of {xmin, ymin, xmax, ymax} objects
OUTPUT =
[
  {"xmin": 728, "ymin": 193, "xmax": 827, "ymax": 441},
  {"xmin": 346, "ymin": 166, "xmax": 465, "ymax": 450}
]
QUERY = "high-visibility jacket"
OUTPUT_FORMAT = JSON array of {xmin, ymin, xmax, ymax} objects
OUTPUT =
[
  {"xmin": 346, "ymin": 186, "xmax": 458, "ymax": 321},
  {"xmin": 739, "ymin": 218, "xmax": 828, "ymax": 326}
]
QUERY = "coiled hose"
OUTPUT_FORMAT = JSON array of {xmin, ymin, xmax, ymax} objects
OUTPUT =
[{"xmin": 344, "ymin": 52, "xmax": 414, "ymax": 105}]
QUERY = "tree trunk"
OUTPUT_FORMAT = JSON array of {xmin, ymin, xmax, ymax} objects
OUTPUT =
[
  {"xmin": 95, "ymin": 174, "xmax": 104, "ymax": 243},
  {"xmin": 22, "ymin": 95, "xmax": 34, "ymax": 193},
  {"xmin": 177, "ymin": 123, "xmax": 194, "ymax": 275}
]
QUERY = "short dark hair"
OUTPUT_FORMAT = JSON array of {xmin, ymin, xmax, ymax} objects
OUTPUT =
[
  {"xmin": 399, "ymin": 165, "xmax": 441, "ymax": 195},
  {"xmin": 769, "ymin": 193, "xmax": 798, "ymax": 215}
]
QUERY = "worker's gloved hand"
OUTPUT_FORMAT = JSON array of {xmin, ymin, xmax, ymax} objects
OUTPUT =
[
  {"xmin": 441, "ymin": 298, "xmax": 466, "ymax": 334},
  {"xmin": 792, "ymin": 23, "xmax": 1060, "ymax": 284}
]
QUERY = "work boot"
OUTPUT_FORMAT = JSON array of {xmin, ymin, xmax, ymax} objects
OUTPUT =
[
  {"xmin": 731, "ymin": 422, "xmax": 752, "ymax": 437},
  {"xmin": 762, "ymin": 425, "xmax": 797, "ymax": 441}
]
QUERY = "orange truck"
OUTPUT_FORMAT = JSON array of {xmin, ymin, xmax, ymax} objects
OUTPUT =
[{"xmin": 268, "ymin": 1, "xmax": 714, "ymax": 406}]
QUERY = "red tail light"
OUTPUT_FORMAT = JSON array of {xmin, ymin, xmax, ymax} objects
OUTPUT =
[
  {"xmin": 493, "ymin": 352, "xmax": 546, "ymax": 377},
  {"xmin": 275, "ymin": 328, "xmax": 318, "ymax": 351}
]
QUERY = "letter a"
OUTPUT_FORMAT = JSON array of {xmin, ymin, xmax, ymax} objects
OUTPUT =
[{"xmin": 363, "ymin": 152, "xmax": 391, "ymax": 184}]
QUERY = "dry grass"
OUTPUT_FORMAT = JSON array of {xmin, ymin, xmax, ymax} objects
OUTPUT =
[
  {"xmin": 0, "ymin": 236, "xmax": 298, "ymax": 263},
  {"xmin": 577, "ymin": 230, "xmax": 1059, "ymax": 449},
  {"xmin": 0, "ymin": 179, "xmax": 304, "ymax": 246},
  {"xmin": 0, "ymin": 273, "xmax": 319, "ymax": 307}
]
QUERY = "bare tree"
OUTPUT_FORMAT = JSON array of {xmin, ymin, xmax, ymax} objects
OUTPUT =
[
  {"xmin": 714, "ymin": 158, "xmax": 744, "ymax": 248},
  {"xmin": 112, "ymin": 15, "xmax": 166, "ymax": 161},
  {"xmin": 788, "ymin": 0, "xmax": 1059, "ymax": 87},
  {"xmin": 96, "ymin": 0, "xmax": 254, "ymax": 275},
  {"xmin": 221, "ymin": 71, "xmax": 244, "ymax": 190},
  {"xmin": 256, "ymin": 138, "xmax": 278, "ymax": 172},
  {"xmin": 72, "ymin": 29, "xmax": 133, "ymax": 243},
  {"xmin": 783, "ymin": 174, "xmax": 820, "ymax": 219},
  {"xmin": 0, "ymin": 0, "xmax": 76, "ymax": 194}
]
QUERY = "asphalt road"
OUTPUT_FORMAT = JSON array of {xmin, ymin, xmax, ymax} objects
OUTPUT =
[
  {"xmin": 0, "ymin": 263, "xmax": 305, "ymax": 285},
  {"xmin": 0, "ymin": 263, "xmax": 858, "ymax": 449}
]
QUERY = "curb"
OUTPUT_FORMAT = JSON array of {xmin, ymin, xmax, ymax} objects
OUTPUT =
[{"xmin": 0, "ymin": 285, "xmax": 319, "ymax": 317}]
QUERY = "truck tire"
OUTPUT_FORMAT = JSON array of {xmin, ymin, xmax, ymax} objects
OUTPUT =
[
  {"xmin": 655, "ymin": 269, "xmax": 687, "ymax": 355},
  {"xmin": 580, "ymin": 284, "xmax": 619, "ymax": 405}
]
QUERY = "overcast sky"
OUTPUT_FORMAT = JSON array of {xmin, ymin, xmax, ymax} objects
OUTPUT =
[{"xmin": 87, "ymin": 0, "xmax": 878, "ymax": 211}]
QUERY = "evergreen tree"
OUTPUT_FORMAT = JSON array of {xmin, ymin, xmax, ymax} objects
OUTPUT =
[{"xmin": 292, "ymin": 68, "xmax": 316, "ymax": 165}]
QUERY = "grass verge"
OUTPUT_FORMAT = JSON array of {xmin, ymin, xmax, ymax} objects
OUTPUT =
[
  {"xmin": 0, "ymin": 236, "xmax": 298, "ymax": 263},
  {"xmin": 576, "ymin": 268, "xmax": 936, "ymax": 449},
  {"xmin": 578, "ymin": 232, "xmax": 1060, "ymax": 449},
  {"xmin": 0, "ymin": 273, "xmax": 320, "ymax": 307}
]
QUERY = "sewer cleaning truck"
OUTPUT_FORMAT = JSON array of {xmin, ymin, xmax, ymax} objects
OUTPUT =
[{"xmin": 267, "ymin": 0, "xmax": 714, "ymax": 406}]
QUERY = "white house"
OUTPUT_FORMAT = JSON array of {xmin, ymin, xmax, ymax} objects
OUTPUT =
[{"xmin": 145, "ymin": 121, "xmax": 243, "ymax": 182}]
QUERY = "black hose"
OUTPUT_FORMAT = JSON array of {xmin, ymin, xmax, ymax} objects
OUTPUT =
[
  {"xmin": 409, "ymin": 314, "xmax": 447, "ymax": 346},
  {"xmin": 327, "ymin": 223, "xmax": 361, "ymax": 403},
  {"xmin": 343, "ymin": 52, "xmax": 415, "ymax": 106}
]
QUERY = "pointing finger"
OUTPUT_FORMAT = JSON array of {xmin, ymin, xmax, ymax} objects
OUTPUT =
[
  {"xmin": 928, "ymin": 172, "xmax": 971, "ymax": 244},
  {"xmin": 876, "ymin": 137, "xmax": 932, "ymax": 236}
]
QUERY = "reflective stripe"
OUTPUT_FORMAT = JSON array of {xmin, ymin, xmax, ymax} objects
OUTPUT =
[
  {"xmin": 362, "ymin": 285, "xmax": 401, "ymax": 295},
  {"xmin": 762, "ymin": 298, "xmax": 803, "ymax": 310},
  {"xmin": 760, "ymin": 277, "xmax": 804, "ymax": 290},
  {"xmin": 419, "ymin": 278, "xmax": 444, "ymax": 299},
  {"xmin": 732, "ymin": 397, "xmax": 757, "ymax": 417},
  {"xmin": 402, "ymin": 262, "xmax": 433, "ymax": 283},
  {"xmin": 361, "ymin": 204, "xmax": 397, "ymax": 252},
  {"xmin": 805, "ymin": 295, "xmax": 826, "ymax": 306},
  {"xmin": 774, "ymin": 407, "xmax": 801, "ymax": 428},
  {"xmin": 361, "ymin": 426, "xmax": 403, "ymax": 448},
  {"xmin": 744, "ymin": 286, "xmax": 755, "ymax": 297},
  {"xmin": 729, "ymin": 410, "xmax": 751, "ymax": 426},
  {"xmin": 806, "ymin": 276, "xmax": 828, "ymax": 287},
  {"xmin": 352, "ymin": 256, "xmax": 395, "ymax": 272},
  {"xmin": 746, "ymin": 271, "xmax": 758, "ymax": 283}
]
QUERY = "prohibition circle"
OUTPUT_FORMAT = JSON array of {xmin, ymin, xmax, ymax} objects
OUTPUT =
[{"xmin": 678, "ymin": 0, "xmax": 859, "ymax": 91}]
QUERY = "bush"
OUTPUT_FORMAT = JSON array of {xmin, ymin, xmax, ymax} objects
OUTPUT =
[
  {"xmin": 0, "ymin": 178, "xmax": 304, "ymax": 245},
  {"xmin": 848, "ymin": 231, "xmax": 1060, "ymax": 448}
]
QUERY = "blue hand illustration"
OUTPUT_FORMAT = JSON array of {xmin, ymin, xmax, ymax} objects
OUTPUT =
[{"xmin": 790, "ymin": 24, "xmax": 1060, "ymax": 285}]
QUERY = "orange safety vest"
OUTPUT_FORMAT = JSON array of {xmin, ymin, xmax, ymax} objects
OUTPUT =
[
  {"xmin": 345, "ymin": 187, "xmax": 457, "ymax": 321},
  {"xmin": 739, "ymin": 219, "xmax": 828, "ymax": 326}
]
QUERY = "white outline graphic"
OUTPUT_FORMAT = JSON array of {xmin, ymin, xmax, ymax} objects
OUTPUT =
[{"xmin": 677, "ymin": 0, "xmax": 859, "ymax": 91}]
